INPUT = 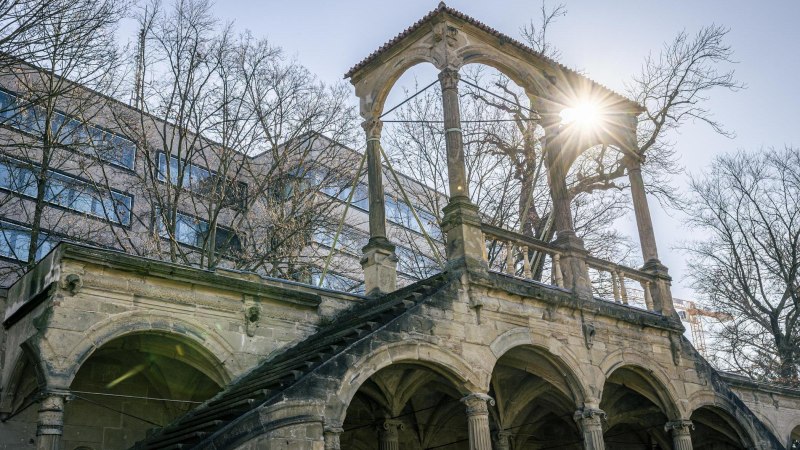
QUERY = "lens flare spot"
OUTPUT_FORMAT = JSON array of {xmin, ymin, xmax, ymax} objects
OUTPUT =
[{"xmin": 105, "ymin": 363, "xmax": 147, "ymax": 389}]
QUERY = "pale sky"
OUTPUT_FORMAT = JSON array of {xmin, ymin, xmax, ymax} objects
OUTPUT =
[{"xmin": 168, "ymin": 0, "xmax": 800, "ymax": 299}]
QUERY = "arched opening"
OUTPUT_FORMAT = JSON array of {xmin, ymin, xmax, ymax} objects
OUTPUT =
[
  {"xmin": 490, "ymin": 345, "xmax": 584, "ymax": 449},
  {"xmin": 341, "ymin": 362, "xmax": 470, "ymax": 450},
  {"xmin": 62, "ymin": 332, "xmax": 225, "ymax": 450},
  {"xmin": 600, "ymin": 366, "xmax": 677, "ymax": 449},
  {"xmin": 690, "ymin": 406, "xmax": 750, "ymax": 450},
  {"xmin": 790, "ymin": 424, "xmax": 800, "ymax": 450}
]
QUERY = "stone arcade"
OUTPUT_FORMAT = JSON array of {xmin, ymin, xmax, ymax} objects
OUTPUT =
[{"xmin": 2, "ymin": 4, "xmax": 800, "ymax": 450}]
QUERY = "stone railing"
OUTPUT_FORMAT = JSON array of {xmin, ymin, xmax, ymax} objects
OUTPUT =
[
  {"xmin": 481, "ymin": 224, "xmax": 662, "ymax": 313},
  {"xmin": 585, "ymin": 256, "xmax": 656, "ymax": 311},
  {"xmin": 481, "ymin": 224, "xmax": 565, "ymax": 288}
]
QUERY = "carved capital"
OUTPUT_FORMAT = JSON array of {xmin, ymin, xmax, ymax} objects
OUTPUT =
[
  {"xmin": 438, "ymin": 68, "xmax": 460, "ymax": 90},
  {"xmin": 361, "ymin": 118, "xmax": 383, "ymax": 140},
  {"xmin": 323, "ymin": 425, "xmax": 344, "ymax": 450},
  {"xmin": 461, "ymin": 393, "xmax": 495, "ymax": 416},
  {"xmin": 574, "ymin": 407, "xmax": 606, "ymax": 427},
  {"xmin": 37, "ymin": 394, "xmax": 66, "ymax": 436},
  {"xmin": 664, "ymin": 420, "xmax": 694, "ymax": 435},
  {"xmin": 380, "ymin": 419, "xmax": 405, "ymax": 438}
]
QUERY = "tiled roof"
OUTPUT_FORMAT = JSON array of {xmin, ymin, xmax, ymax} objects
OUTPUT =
[{"xmin": 345, "ymin": 2, "xmax": 639, "ymax": 108}]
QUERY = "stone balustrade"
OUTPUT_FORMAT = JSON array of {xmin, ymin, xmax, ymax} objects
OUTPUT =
[{"xmin": 481, "ymin": 223, "xmax": 668, "ymax": 315}]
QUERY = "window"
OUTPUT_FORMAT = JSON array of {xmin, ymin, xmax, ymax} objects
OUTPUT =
[
  {"xmin": 395, "ymin": 245, "xmax": 440, "ymax": 279},
  {"xmin": 385, "ymin": 195, "xmax": 441, "ymax": 239},
  {"xmin": 158, "ymin": 152, "xmax": 247, "ymax": 207},
  {"xmin": 309, "ymin": 268, "xmax": 364, "ymax": 294},
  {"xmin": 0, "ymin": 221, "xmax": 54, "ymax": 262},
  {"xmin": 0, "ymin": 89, "xmax": 136, "ymax": 169},
  {"xmin": 0, "ymin": 158, "xmax": 132, "ymax": 225},
  {"xmin": 156, "ymin": 210, "xmax": 241, "ymax": 253},
  {"xmin": 312, "ymin": 226, "xmax": 368, "ymax": 255}
]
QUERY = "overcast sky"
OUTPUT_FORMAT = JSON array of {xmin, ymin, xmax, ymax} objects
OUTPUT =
[{"xmin": 169, "ymin": 0, "xmax": 800, "ymax": 299}]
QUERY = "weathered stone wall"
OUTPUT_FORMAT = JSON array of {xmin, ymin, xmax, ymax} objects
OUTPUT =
[{"xmin": 0, "ymin": 245, "xmax": 365, "ymax": 449}]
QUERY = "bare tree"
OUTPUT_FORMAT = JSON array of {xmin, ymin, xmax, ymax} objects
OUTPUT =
[
  {"xmin": 627, "ymin": 24, "xmax": 744, "ymax": 206},
  {"xmin": 683, "ymin": 147, "xmax": 800, "ymax": 383},
  {"xmin": 115, "ymin": 0, "xmax": 358, "ymax": 281},
  {"xmin": 0, "ymin": 0, "xmax": 127, "ymax": 282}
]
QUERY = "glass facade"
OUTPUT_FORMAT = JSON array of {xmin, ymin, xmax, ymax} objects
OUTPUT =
[
  {"xmin": 0, "ymin": 158, "xmax": 133, "ymax": 225},
  {"xmin": 0, "ymin": 221, "xmax": 54, "ymax": 262},
  {"xmin": 0, "ymin": 89, "xmax": 136, "ymax": 169}
]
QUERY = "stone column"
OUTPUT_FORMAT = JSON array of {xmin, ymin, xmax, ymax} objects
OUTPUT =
[
  {"xmin": 37, "ymin": 394, "xmax": 65, "ymax": 450},
  {"xmin": 323, "ymin": 425, "xmax": 343, "ymax": 450},
  {"xmin": 438, "ymin": 68, "xmax": 487, "ymax": 272},
  {"xmin": 378, "ymin": 419, "xmax": 404, "ymax": 450},
  {"xmin": 543, "ymin": 121, "xmax": 593, "ymax": 299},
  {"xmin": 360, "ymin": 117, "xmax": 397, "ymax": 296},
  {"xmin": 625, "ymin": 156, "xmax": 659, "ymax": 265},
  {"xmin": 665, "ymin": 420, "xmax": 694, "ymax": 450},
  {"xmin": 574, "ymin": 407, "xmax": 606, "ymax": 450},
  {"xmin": 461, "ymin": 393, "xmax": 495, "ymax": 450},
  {"xmin": 495, "ymin": 430, "xmax": 512, "ymax": 450},
  {"xmin": 624, "ymin": 154, "xmax": 675, "ymax": 315}
]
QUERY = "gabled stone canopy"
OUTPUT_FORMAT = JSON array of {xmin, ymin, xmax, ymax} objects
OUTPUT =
[{"xmin": 346, "ymin": 2, "xmax": 642, "ymax": 129}]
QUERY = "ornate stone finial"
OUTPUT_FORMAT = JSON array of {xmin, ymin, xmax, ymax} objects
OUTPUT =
[
  {"xmin": 461, "ymin": 393, "xmax": 495, "ymax": 416},
  {"xmin": 438, "ymin": 1, "xmax": 446, "ymax": 9}
]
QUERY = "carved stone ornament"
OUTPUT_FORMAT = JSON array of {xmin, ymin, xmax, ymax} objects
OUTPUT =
[
  {"xmin": 669, "ymin": 333, "xmax": 683, "ymax": 365},
  {"xmin": 245, "ymin": 304, "xmax": 261, "ymax": 337},
  {"xmin": 62, "ymin": 273, "xmax": 83, "ymax": 295},
  {"xmin": 664, "ymin": 420, "xmax": 694, "ymax": 434},
  {"xmin": 460, "ymin": 393, "xmax": 495, "ymax": 416},
  {"xmin": 582, "ymin": 321, "xmax": 596, "ymax": 349}
]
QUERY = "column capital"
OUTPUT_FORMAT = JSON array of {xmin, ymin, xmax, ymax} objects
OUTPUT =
[
  {"xmin": 438, "ymin": 68, "xmax": 460, "ymax": 90},
  {"xmin": 361, "ymin": 118, "xmax": 383, "ymax": 140},
  {"xmin": 461, "ymin": 393, "xmax": 495, "ymax": 416},
  {"xmin": 37, "ymin": 393, "xmax": 66, "ymax": 439},
  {"xmin": 381, "ymin": 419, "xmax": 405, "ymax": 432},
  {"xmin": 323, "ymin": 425, "xmax": 344, "ymax": 450},
  {"xmin": 495, "ymin": 430, "xmax": 512, "ymax": 450},
  {"xmin": 574, "ymin": 407, "xmax": 607, "ymax": 424},
  {"xmin": 665, "ymin": 419, "xmax": 694, "ymax": 434}
]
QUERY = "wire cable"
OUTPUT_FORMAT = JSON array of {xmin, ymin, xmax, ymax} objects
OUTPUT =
[{"xmin": 379, "ymin": 79, "xmax": 439, "ymax": 120}]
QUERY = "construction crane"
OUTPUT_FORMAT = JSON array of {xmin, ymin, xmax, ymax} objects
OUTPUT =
[
  {"xmin": 672, "ymin": 298, "xmax": 732, "ymax": 357},
  {"xmin": 622, "ymin": 287, "xmax": 729, "ymax": 357}
]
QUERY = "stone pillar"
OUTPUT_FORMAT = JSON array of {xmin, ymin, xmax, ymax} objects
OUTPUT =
[
  {"xmin": 360, "ymin": 118, "xmax": 397, "ymax": 296},
  {"xmin": 37, "ymin": 394, "xmax": 65, "ymax": 450},
  {"xmin": 665, "ymin": 420, "xmax": 694, "ymax": 450},
  {"xmin": 323, "ymin": 425, "xmax": 343, "ymax": 450},
  {"xmin": 541, "ymin": 120, "xmax": 593, "ymax": 299},
  {"xmin": 461, "ymin": 393, "xmax": 495, "ymax": 450},
  {"xmin": 438, "ymin": 68, "xmax": 487, "ymax": 272},
  {"xmin": 378, "ymin": 419, "xmax": 404, "ymax": 450},
  {"xmin": 495, "ymin": 430, "xmax": 512, "ymax": 450},
  {"xmin": 624, "ymin": 155, "xmax": 675, "ymax": 315},
  {"xmin": 625, "ymin": 156, "xmax": 659, "ymax": 265},
  {"xmin": 574, "ymin": 407, "xmax": 606, "ymax": 450}
]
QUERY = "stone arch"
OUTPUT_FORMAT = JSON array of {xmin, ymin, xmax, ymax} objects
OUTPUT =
[
  {"xmin": 327, "ymin": 340, "xmax": 483, "ymax": 427},
  {"xmin": 488, "ymin": 327, "xmax": 590, "ymax": 404},
  {"xmin": 599, "ymin": 348, "xmax": 685, "ymax": 419},
  {"xmin": 789, "ymin": 424, "xmax": 800, "ymax": 449},
  {"xmin": 347, "ymin": 4, "xmax": 638, "ymax": 121},
  {"xmin": 687, "ymin": 391, "xmax": 759, "ymax": 449},
  {"xmin": 45, "ymin": 311, "xmax": 240, "ymax": 388},
  {"xmin": 0, "ymin": 346, "xmax": 45, "ymax": 415}
]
